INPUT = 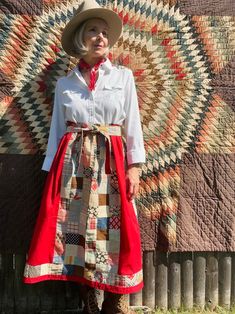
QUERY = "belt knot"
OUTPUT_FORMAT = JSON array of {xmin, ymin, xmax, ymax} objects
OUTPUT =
[{"xmin": 66, "ymin": 122, "xmax": 122, "ymax": 174}]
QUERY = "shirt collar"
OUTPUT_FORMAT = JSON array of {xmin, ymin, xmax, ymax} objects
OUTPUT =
[
  {"xmin": 67, "ymin": 58, "xmax": 113, "ymax": 78},
  {"xmin": 100, "ymin": 58, "xmax": 113, "ymax": 72}
]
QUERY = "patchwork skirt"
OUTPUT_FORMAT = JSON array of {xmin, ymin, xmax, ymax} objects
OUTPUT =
[{"xmin": 24, "ymin": 124, "xmax": 143, "ymax": 294}]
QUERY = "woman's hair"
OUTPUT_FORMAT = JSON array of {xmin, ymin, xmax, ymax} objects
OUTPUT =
[
  {"xmin": 73, "ymin": 20, "xmax": 89, "ymax": 57},
  {"xmin": 73, "ymin": 19, "xmax": 110, "ymax": 58}
]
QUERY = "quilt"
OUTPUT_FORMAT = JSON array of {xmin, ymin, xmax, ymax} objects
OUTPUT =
[{"xmin": 0, "ymin": 0, "xmax": 234, "ymax": 252}]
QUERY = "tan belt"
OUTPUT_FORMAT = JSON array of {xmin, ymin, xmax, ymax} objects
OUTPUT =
[{"xmin": 66, "ymin": 123, "xmax": 122, "ymax": 174}]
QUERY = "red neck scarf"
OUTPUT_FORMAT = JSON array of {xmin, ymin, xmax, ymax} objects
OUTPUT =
[{"xmin": 78, "ymin": 58, "xmax": 105, "ymax": 91}]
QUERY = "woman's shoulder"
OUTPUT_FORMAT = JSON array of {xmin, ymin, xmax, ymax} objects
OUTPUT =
[
  {"xmin": 111, "ymin": 64, "xmax": 133, "ymax": 80},
  {"xmin": 54, "ymin": 71, "xmax": 76, "ymax": 90},
  {"xmin": 112, "ymin": 63, "xmax": 132, "ymax": 72}
]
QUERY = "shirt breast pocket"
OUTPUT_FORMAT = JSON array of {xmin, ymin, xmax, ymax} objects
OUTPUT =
[{"xmin": 95, "ymin": 84, "xmax": 124, "ymax": 110}]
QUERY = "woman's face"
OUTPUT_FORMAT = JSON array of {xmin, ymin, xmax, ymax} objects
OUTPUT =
[{"xmin": 83, "ymin": 18, "xmax": 109, "ymax": 59}]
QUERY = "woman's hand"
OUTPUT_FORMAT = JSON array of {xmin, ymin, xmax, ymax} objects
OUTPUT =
[{"xmin": 126, "ymin": 164, "xmax": 141, "ymax": 201}]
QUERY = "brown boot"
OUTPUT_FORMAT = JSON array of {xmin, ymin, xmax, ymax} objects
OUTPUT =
[
  {"xmin": 101, "ymin": 292, "xmax": 136, "ymax": 314},
  {"xmin": 78, "ymin": 284, "xmax": 100, "ymax": 314}
]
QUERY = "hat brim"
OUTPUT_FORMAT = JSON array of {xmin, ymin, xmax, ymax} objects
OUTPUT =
[{"xmin": 61, "ymin": 8, "xmax": 122, "ymax": 58}]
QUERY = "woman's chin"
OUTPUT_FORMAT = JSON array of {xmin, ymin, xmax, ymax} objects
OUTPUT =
[
  {"xmin": 91, "ymin": 53, "xmax": 106, "ymax": 59},
  {"xmin": 91, "ymin": 49, "xmax": 106, "ymax": 56},
  {"xmin": 84, "ymin": 50, "xmax": 107, "ymax": 62}
]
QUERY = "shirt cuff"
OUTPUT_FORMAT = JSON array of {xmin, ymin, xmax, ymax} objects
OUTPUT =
[
  {"xmin": 41, "ymin": 156, "xmax": 54, "ymax": 172},
  {"xmin": 127, "ymin": 149, "xmax": 146, "ymax": 165}
]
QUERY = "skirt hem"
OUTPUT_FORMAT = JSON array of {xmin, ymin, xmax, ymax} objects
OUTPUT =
[{"xmin": 23, "ymin": 275, "xmax": 143, "ymax": 294}]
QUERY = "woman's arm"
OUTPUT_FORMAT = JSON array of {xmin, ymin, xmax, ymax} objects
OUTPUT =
[
  {"xmin": 123, "ymin": 69, "xmax": 145, "ymax": 200},
  {"xmin": 126, "ymin": 163, "xmax": 142, "ymax": 201},
  {"xmin": 42, "ymin": 79, "xmax": 66, "ymax": 171}
]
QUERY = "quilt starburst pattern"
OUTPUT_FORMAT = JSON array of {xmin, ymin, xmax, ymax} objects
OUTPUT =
[{"xmin": 0, "ymin": 0, "xmax": 234, "ymax": 252}]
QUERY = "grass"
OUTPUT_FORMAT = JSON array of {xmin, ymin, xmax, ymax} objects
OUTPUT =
[
  {"xmin": 134, "ymin": 306, "xmax": 235, "ymax": 314},
  {"xmin": 153, "ymin": 308, "xmax": 234, "ymax": 313}
]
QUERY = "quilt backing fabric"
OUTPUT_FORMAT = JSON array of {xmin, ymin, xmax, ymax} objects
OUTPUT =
[{"xmin": 0, "ymin": 0, "xmax": 234, "ymax": 252}]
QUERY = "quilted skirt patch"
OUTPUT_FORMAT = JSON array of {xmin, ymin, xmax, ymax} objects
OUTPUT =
[{"xmin": 23, "ymin": 125, "xmax": 143, "ymax": 294}]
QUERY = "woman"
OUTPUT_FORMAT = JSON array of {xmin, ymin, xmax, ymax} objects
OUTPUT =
[{"xmin": 24, "ymin": 1, "xmax": 145, "ymax": 313}]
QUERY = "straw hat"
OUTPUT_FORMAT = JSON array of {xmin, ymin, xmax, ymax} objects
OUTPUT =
[{"xmin": 61, "ymin": 0, "xmax": 122, "ymax": 57}]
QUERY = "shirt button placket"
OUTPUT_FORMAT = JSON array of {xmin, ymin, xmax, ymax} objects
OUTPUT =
[{"xmin": 89, "ymin": 91, "xmax": 94, "ymax": 124}]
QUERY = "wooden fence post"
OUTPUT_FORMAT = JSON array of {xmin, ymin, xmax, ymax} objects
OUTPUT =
[
  {"xmin": 218, "ymin": 253, "xmax": 231, "ymax": 309},
  {"xmin": 206, "ymin": 253, "xmax": 218, "ymax": 310},
  {"xmin": 168, "ymin": 252, "xmax": 181, "ymax": 309},
  {"xmin": 230, "ymin": 253, "xmax": 235, "ymax": 307},
  {"xmin": 193, "ymin": 252, "xmax": 206, "ymax": 309},
  {"xmin": 143, "ymin": 251, "xmax": 155, "ymax": 309},
  {"xmin": 181, "ymin": 252, "xmax": 193, "ymax": 309},
  {"xmin": 130, "ymin": 290, "xmax": 142, "ymax": 307},
  {"xmin": 155, "ymin": 251, "xmax": 168, "ymax": 310}
]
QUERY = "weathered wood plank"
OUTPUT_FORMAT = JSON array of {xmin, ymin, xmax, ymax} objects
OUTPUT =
[
  {"xmin": 14, "ymin": 254, "xmax": 30, "ymax": 313},
  {"xmin": 25, "ymin": 281, "xmax": 41, "ymax": 314},
  {"xmin": 54, "ymin": 281, "xmax": 67, "ymax": 311},
  {"xmin": 143, "ymin": 251, "xmax": 155, "ymax": 309},
  {"xmin": 168, "ymin": 253, "xmax": 181, "ymax": 309},
  {"xmin": 130, "ymin": 290, "xmax": 142, "ymax": 306},
  {"xmin": 218, "ymin": 253, "xmax": 231, "ymax": 309},
  {"xmin": 205, "ymin": 253, "xmax": 218, "ymax": 310},
  {"xmin": 0, "ymin": 254, "xmax": 3, "ymax": 312},
  {"xmin": 230, "ymin": 253, "xmax": 235, "ymax": 307},
  {"xmin": 193, "ymin": 252, "xmax": 206, "ymax": 308},
  {"xmin": 181, "ymin": 252, "xmax": 193, "ymax": 309},
  {"xmin": 155, "ymin": 251, "xmax": 168, "ymax": 309},
  {"xmin": 1, "ymin": 254, "xmax": 14, "ymax": 314},
  {"xmin": 39, "ymin": 281, "xmax": 58, "ymax": 312}
]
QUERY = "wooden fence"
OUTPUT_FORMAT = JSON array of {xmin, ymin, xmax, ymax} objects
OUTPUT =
[{"xmin": 1, "ymin": 252, "xmax": 235, "ymax": 313}]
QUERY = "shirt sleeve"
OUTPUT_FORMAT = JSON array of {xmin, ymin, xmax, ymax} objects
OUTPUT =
[
  {"xmin": 123, "ymin": 69, "xmax": 146, "ymax": 165},
  {"xmin": 42, "ymin": 79, "xmax": 66, "ymax": 171}
]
